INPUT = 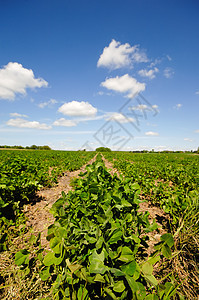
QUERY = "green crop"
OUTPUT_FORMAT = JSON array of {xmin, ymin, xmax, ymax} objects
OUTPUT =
[
  {"xmin": 0, "ymin": 150, "xmax": 95, "ymax": 252},
  {"xmin": 15, "ymin": 155, "xmax": 178, "ymax": 299},
  {"xmin": 104, "ymin": 152, "xmax": 199, "ymax": 226}
]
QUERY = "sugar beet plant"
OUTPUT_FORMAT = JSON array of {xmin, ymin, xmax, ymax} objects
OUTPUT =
[{"xmin": 16, "ymin": 154, "xmax": 177, "ymax": 299}]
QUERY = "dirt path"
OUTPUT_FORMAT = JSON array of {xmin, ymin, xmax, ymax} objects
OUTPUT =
[{"xmin": 24, "ymin": 154, "xmax": 168, "ymax": 254}]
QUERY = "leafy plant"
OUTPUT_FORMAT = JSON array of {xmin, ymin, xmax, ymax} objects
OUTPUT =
[{"xmin": 15, "ymin": 154, "xmax": 177, "ymax": 299}]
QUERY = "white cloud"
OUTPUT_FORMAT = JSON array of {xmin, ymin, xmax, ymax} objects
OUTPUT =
[
  {"xmin": 195, "ymin": 129, "xmax": 199, "ymax": 133},
  {"xmin": 38, "ymin": 99, "xmax": 58, "ymax": 108},
  {"xmin": 0, "ymin": 62, "xmax": 48, "ymax": 100},
  {"xmin": 129, "ymin": 104, "xmax": 159, "ymax": 114},
  {"xmin": 145, "ymin": 131, "xmax": 159, "ymax": 136},
  {"xmin": 149, "ymin": 58, "xmax": 162, "ymax": 68},
  {"xmin": 6, "ymin": 118, "xmax": 51, "ymax": 130},
  {"xmin": 138, "ymin": 67, "xmax": 159, "ymax": 79},
  {"xmin": 53, "ymin": 118, "xmax": 77, "ymax": 127},
  {"xmin": 101, "ymin": 74, "xmax": 145, "ymax": 98},
  {"xmin": 195, "ymin": 91, "xmax": 199, "ymax": 95},
  {"xmin": 58, "ymin": 101, "xmax": 97, "ymax": 117},
  {"xmin": 106, "ymin": 112, "xmax": 135, "ymax": 123},
  {"xmin": 97, "ymin": 39, "xmax": 148, "ymax": 70},
  {"xmin": 130, "ymin": 104, "xmax": 148, "ymax": 111},
  {"xmin": 10, "ymin": 112, "xmax": 28, "ymax": 118},
  {"xmin": 164, "ymin": 67, "xmax": 174, "ymax": 78},
  {"xmin": 184, "ymin": 138, "xmax": 193, "ymax": 142},
  {"xmin": 174, "ymin": 103, "xmax": 182, "ymax": 109},
  {"xmin": 152, "ymin": 104, "xmax": 159, "ymax": 109}
]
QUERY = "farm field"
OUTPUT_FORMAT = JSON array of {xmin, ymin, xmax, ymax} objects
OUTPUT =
[{"xmin": 0, "ymin": 150, "xmax": 198, "ymax": 299}]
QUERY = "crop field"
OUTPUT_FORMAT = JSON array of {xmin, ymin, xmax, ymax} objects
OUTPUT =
[{"xmin": 0, "ymin": 150, "xmax": 198, "ymax": 299}]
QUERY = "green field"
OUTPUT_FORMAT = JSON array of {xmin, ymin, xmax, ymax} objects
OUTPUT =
[{"xmin": 0, "ymin": 150, "xmax": 198, "ymax": 299}]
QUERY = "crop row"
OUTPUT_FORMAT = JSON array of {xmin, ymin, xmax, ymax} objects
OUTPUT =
[
  {"xmin": 104, "ymin": 152, "xmax": 199, "ymax": 225},
  {"xmin": 0, "ymin": 150, "xmax": 95, "ymax": 250},
  {"xmin": 15, "ymin": 155, "xmax": 178, "ymax": 299}
]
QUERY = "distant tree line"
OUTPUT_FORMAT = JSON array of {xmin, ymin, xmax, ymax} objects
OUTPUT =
[
  {"xmin": 129, "ymin": 149, "xmax": 199, "ymax": 154},
  {"xmin": 0, "ymin": 145, "xmax": 52, "ymax": 150}
]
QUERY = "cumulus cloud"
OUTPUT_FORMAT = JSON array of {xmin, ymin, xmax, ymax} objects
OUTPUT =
[
  {"xmin": 106, "ymin": 112, "xmax": 135, "ymax": 123},
  {"xmin": 145, "ymin": 131, "xmax": 159, "ymax": 136},
  {"xmin": 38, "ymin": 99, "xmax": 58, "ymax": 108},
  {"xmin": 101, "ymin": 74, "xmax": 145, "ymax": 98},
  {"xmin": 164, "ymin": 67, "xmax": 174, "ymax": 78},
  {"xmin": 138, "ymin": 67, "xmax": 159, "ymax": 79},
  {"xmin": 6, "ymin": 118, "xmax": 51, "ymax": 130},
  {"xmin": 0, "ymin": 62, "xmax": 48, "ymax": 100},
  {"xmin": 58, "ymin": 101, "xmax": 97, "ymax": 117},
  {"xmin": 10, "ymin": 112, "xmax": 28, "ymax": 118},
  {"xmin": 53, "ymin": 118, "xmax": 77, "ymax": 127},
  {"xmin": 97, "ymin": 39, "xmax": 148, "ymax": 70}
]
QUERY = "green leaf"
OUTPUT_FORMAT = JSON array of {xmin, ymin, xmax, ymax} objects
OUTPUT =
[
  {"xmin": 89, "ymin": 249, "xmax": 107, "ymax": 274},
  {"xmin": 142, "ymin": 262, "xmax": 153, "ymax": 275},
  {"xmin": 85, "ymin": 235, "xmax": 97, "ymax": 244},
  {"xmin": 104, "ymin": 287, "xmax": 117, "ymax": 300},
  {"xmin": 113, "ymin": 280, "xmax": 126, "ymax": 293},
  {"xmin": 109, "ymin": 230, "xmax": 123, "ymax": 244},
  {"xmin": 110, "ymin": 268, "xmax": 125, "ymax": 277},
  {"xmin": 94, "ymin": 274, "xmax": 105, "ymax": 283},
  {"xmin": 39, "ymin": 266, "xmax": 51, "ymax": 281},
  {"xmin": 121, "ymin": 260, "xmax": 136, "ymax": 276},
  {"xmin": 118, "ymin": 246, "xmax": 134, "ymax": 263},
  {"xmin": 125, "ymin": 213, "xmax": 133, "ymax": 222},
  {"xmin": 77, "ymin": 284, "xmax": 89, "ymax": 300},
  {"xmin": 162, "ymin": 244, "xmax": 172, "ymax": 258},
  {"xmin": 148, "ymin": 255, "xmax": 161, "ymax": 265},
  {"xmin": 96, "ymin": 236, "xmax": 104, "ymax": 249},
  {"xmin": 68, "ymin": 263, "xmax": 82, "ymax": 273},
  {"xmin": 131, "ymin": 183, "xmax": 140, "ymax": 190},
  {"xmin": 50, "ymin": 237, "xmax": 61, "ymax": 254},
  {"xmin": 144, "ymin": 274, "xmax": 158, "ymax": 286},
  {"xmin": 43, "ymin": 251, "xmax": 55, "ymax": 266},
  {"xmin": 160, "ymin": 233, "xmax": 174, "ymax": 247},
  {"xmin": 126, "ymin": 275, "xmax": 138, "ymax": 292},
  {"xmin": 15, "ymin": 249, "xmax": 30, "ymax": 266},
  {"xmin": 121, "ymin": 199, "xmax": 132, "ymax": 207}
]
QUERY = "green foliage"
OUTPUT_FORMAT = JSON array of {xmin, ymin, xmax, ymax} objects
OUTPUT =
[
  {"xmin": 95, "ymin": 147, "xmax": 111, "ymax": 152},
  {"xmin": 105, "ymin": 152, "xmax": 199, "ymax": 226},
  {"xmin": 103, "ymin": 152, "xmax": 199, "ymax": 298},
  {"xmin": 16, "ymin": 155, "xmax": 177, "ymax": 299},
  {"xmin": 0, "ymin": 150, "xmax": 95, "ymax": 252},
  {"xmin": 0, "ymin": 144, "xmax": 52, "ymax": 150}
]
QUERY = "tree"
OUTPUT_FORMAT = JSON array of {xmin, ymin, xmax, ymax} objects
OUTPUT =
[{"xmin": 96, "ymin": 147, "xmax": 111, "ymax": 152}]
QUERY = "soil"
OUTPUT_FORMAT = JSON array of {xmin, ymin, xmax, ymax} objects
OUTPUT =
[{"xmin": 24, "ymin": 154, "xmax": 169, "ymax": 256}]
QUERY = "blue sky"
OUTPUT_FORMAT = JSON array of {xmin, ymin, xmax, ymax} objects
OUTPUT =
[{"xmin": 0, "ymin": 0, "xmax": 198, "ymax": 151}]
